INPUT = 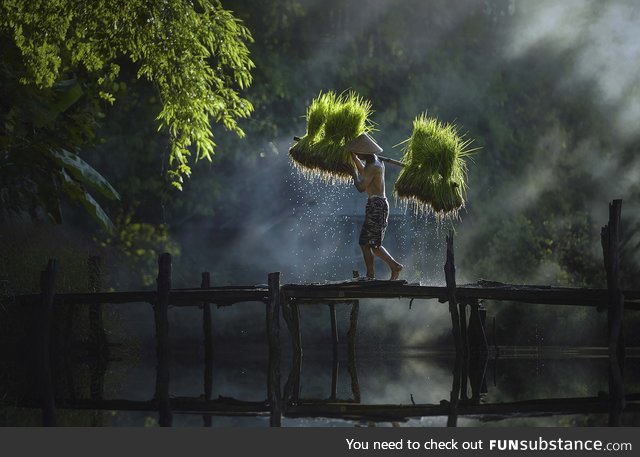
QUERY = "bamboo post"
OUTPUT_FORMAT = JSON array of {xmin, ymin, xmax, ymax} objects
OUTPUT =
[
  {"xmin": 458, "ymin": 301, "xmax": 469, "ymax": 400},
  {"xmin": 444, "ymin": 230, "xmax": 463, "ymax": 355},
  {"xmin": 467, "ymin": 300, "xmax": 489, "ymax": 354},
  {"xmin": 201, "ymin": 271, "xmax": 213, "ymax": 427},
  {"xmin": 331, "ymin": 352, "xmax": 339, "ymax": 401},
  {"xmin": 282, "ymin": 293, "xmax": 302, "ymax": 405},
  {"xmin": 601, "ymin": 199, "xmax": 625, "ymax": 426},
  {"xmin": 155, "ymin": 253, "xmax": 172, "ymax": 427},
  {"xmin": 347, "ymin": 301, "xmax": 361, "ymax": 403},
  {"xmin": 39, "ymin": 259, "xmax": 57, "ymax": 426},
  {"xmin": 447, "ymin": 355, "xmax": 462, "ymax": 427},
  {"xmin": 282, "ymin": 291, "xmax": 302, "ymax": 404},
  {"xmin": 444, "ymin": 230, "xmax": 463, "ymax": 426},
  {"xmin": 329, "ymin": 303, "xmax": 338, "ymax": 361},
  {"xmin": 267, "ymin": 272, "xmax": 282, "ymax": 427},
  {"xmin": 469, "ymin": 351, "xmax": 489, "ymax": 404}
]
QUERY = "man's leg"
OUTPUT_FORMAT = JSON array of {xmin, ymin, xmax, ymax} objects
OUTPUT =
[
  {"xmin": 371, "ymin": 245, "xmax": 403, "ymax": 280},
  {"xmin": 360, "ymin": 244, "xmax": 375, "ymax": 278}
]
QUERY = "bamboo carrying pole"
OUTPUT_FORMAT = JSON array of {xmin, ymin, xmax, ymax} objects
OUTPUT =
[{"xmin": 292, "ymin": 136, "xmax": 404, "ymax": 167}]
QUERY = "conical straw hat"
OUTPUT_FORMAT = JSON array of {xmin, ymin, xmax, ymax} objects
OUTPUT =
[{"xmin": 345, "ymin": 132, "xmax": 383, "ymax": 155}]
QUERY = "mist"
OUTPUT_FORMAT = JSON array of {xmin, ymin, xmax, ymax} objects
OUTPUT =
[{"xmin": 158, "ymin": 0, "xmax": 640, "ymax": 348}]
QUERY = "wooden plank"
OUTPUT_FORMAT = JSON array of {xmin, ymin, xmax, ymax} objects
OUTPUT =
[
  {"xmin": 267, "ymin": 272, "xmax": 282, "ymax": 427},
  {"xmin": 18, "ymin": 393, "xmax": 640, "ymax": 419},
  {"xmin": 281, "ymin": 284, "xmax": 640, "ymax": 309},
  {"xmin": 41, "ymin": 398, "xmax": 270, "ymax": 415},
  {"xmin": 12, "ymin": 285, "xmax": 640, "ymax": 309},
  {"xmin": 285, "ymin": 397, "xmax": 640, "ymax": 422},
  {"xmin": 155, "ymin": 253, "xmax": 172, "ymax": 427},
  {"xmin": 39, "ymin": 259, "xmax": 57, "ymax": 426}
]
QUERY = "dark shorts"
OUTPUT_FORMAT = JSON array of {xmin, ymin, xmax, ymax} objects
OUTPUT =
[{"xmin": 359, "ymin": 196, "xmax": 389, "ymax": 247}]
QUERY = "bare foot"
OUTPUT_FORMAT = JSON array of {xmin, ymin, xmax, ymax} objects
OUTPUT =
[{"xmin": 389, "ymin": 263, "xmax": 403, "ymax": 280}]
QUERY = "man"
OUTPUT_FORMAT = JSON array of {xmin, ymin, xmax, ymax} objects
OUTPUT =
[{"xmin": 351, "ymin": 151, "xmax": 403, "ymax": 280}]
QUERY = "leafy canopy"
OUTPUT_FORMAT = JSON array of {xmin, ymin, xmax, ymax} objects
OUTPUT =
[{"xmin": 1, "ymin": 0, "xmax": 254, "ymax": 189}]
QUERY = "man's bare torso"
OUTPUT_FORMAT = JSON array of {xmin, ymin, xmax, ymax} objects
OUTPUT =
[{"xmin": 355, "ymin": 155, "xmax": 386, "ymax": 198}]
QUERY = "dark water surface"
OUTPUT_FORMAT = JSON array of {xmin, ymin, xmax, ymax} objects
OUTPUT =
[{"xmin": 95, "ymin": 345, "xmax": 639, "ymax": 427}]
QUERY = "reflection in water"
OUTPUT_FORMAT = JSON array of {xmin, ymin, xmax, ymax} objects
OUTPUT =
[
  {"xmin": 2, "ymin": 294, "xmax": 639, "ymax": 426},
  {"xmin": 15, "ymin": 341, "xmax": 638, "ymax": 427}
]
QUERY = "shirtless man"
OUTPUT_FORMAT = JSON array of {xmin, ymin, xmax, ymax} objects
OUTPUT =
[{"xmin": 351, "ymin": 151, "xmax": 403, "ymax": 280}]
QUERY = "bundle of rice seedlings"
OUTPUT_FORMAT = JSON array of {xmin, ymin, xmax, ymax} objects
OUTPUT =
[
  {"xmin": 289, "ymin": 90, "xmax": 374, "ymax": 183},
  {"xmin": 394, "ymin": 113, "xmax": 475, "ymax": 219}
]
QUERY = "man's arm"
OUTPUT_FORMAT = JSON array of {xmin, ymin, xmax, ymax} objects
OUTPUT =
[{"xmin": 351, "ymin": 152, "xmax": 367, "ymax": 192}]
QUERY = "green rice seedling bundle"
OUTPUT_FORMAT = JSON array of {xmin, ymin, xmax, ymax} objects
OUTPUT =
[
  {"xmin": 394, "ymin": 113, "xmax": 475, "ymax": 218},
  {"xmin": 289, "ymin": 90, "xmax": 374, "ymax": 183}
]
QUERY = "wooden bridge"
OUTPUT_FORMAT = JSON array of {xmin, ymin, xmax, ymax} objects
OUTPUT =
[{"xmin": 5, "ymin": 200, "xmax": 637, "ymax": 426}]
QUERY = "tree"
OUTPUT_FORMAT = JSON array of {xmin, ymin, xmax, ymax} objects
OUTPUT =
[{"xmin": 0, "ymin": 0, "xmax": 254, "ymax": 230}]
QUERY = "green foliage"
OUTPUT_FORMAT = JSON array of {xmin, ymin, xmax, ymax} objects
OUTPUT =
[
  {"xmin": 289, "ymin": 90, "xmax": 374, "ymax": 182},
  {"xmin": 96, "ymin": 212, "xmax": 180, "ymax": 287},
  {"xmin": 0, "ymin": 0, "xmax": 254, "ymax": 233},
  {"xmin": 394, "ymin": 114, "xmax": 476, "ymax": 218}
]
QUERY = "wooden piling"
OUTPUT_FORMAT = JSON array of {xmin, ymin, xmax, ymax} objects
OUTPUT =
[
  {"xmin": 347, "ymin": 301, "xmax": 361, "ymax": 403},
  {"xmin": 267, "ymin": 272, "xmax": 282, "ymax": 427},
  {"xmin": 329, "ymin": 303, "xmax": 338, "ymax": 362},
  {"xmin": 155, "ymin": 253, "xmax": 172, "ymax": 427},
  {"xmin": 447, "ymin": 355, "xmax": 462, "ymax": 427},
  {"xmin": 331, "ymin": 353, "xmax": 339, "ymax": 401},
  {"xmin": 467, "ymin": 300, "xmax": 489, "ymax": 354},
  {"xmin": 444, "ymin": 230, "xmax": 463, "ymax": 426},
  {"xmin": 201, "ymin": 272, "xmax": 213, "ymax": 427},
  {"xmin": 444, "ymin": 230, "xmax": 463, "ymax": 355},
  {"xmin": 601, "ymin": 199, "xmax": 625, "ymax": 426},
  {"xmin": 282, "ymin": 293, "xmax": 302, "ymax": 405},
  {"xmin": 458, "ymin": 302, "xmax": 469, "ymax": 400}
]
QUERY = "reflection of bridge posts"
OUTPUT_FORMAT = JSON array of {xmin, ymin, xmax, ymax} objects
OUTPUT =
[
  {"xmin": 444, "ymin": 230, "xmax": 461, "ymax": 427},
  {"xmin": 282, "ymin": 298, "xmax": 361, "ymax": 405},
  {"xmin": 347, "ymin": 301, "xmax": 361, "ymax": 403},
  {"xmin": 467, "ymin": 298, "xmax": 489, "ymax": 403}
]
